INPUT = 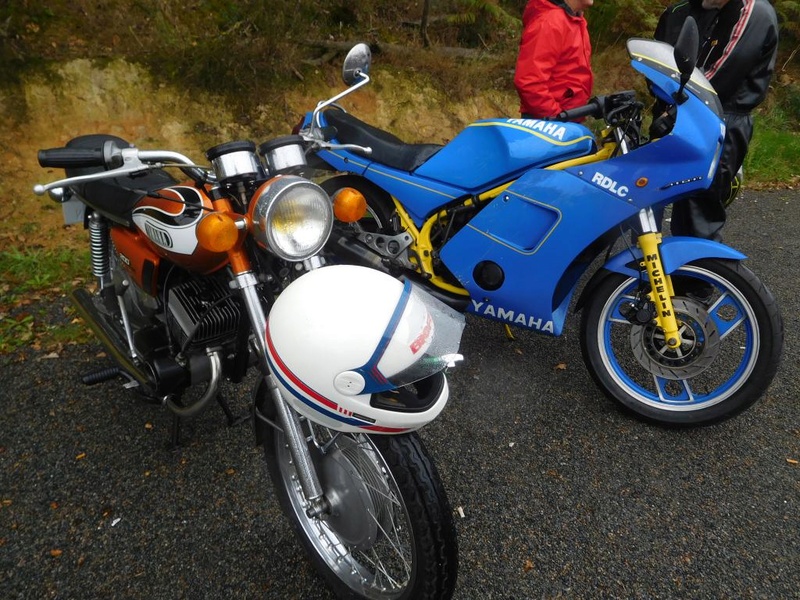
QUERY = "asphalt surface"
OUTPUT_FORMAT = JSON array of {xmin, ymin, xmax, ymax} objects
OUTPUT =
[{"xmin": 2, "ymin": 188, "xmax": 798, "ymax": 599}]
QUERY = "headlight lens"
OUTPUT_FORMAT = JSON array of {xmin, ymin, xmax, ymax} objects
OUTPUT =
[{"xmin": 249, "ymin": 176, "xmax": 333, "ymax": 261}]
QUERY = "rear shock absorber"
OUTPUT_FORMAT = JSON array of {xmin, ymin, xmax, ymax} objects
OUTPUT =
[{"xmin": 88, "ymin": 211, "xmax": 112, "ymax": 291}]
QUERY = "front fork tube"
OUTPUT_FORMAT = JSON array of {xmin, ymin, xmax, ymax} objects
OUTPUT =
[
  {"xmin": 231, "ymin": 269, "xmax": 328, "ymax": 518},
  {"xmin": 636, "ymin": 209, "xmax": 681, "ymax": 349}
]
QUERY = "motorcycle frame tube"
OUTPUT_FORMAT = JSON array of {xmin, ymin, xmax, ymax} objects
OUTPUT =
[{"xmin": 392, "ymin": 200, "xmax": 470, "ymax": 297}]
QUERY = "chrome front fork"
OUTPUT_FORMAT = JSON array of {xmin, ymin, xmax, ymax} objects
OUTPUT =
[{"xmin": 231, "ymin": 271, "xmax": 328, "ymax": 518}]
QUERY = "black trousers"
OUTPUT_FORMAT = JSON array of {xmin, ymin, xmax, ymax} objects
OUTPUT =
[{"xmin": 670, "ymin": 112, "xmax": 753, "ymax": 241}]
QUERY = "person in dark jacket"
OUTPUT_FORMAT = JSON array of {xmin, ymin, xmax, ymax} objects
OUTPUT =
[
  {"xmin": 513, "ymin": 0, "xmax": 594, "ymax": 120},
  {"xmin": 655, "ymin": 0, "xmax": 779, "ymax": 241}
]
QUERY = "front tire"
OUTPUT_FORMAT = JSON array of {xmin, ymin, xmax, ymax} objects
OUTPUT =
[
  {"xmin": 580, "ymin": 259, "xmax": 783, "ymax": 425},
  {"xmin": 260, "ymin": 410, "xmax": 458, "ymax": 599}
]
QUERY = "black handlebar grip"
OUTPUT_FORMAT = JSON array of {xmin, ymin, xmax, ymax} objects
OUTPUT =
[
  {"xmin": 38, "ymin": 147, "xmax": 106, "ymax": 169},
  {"xmin": 555, "ymin": 99, "xmax": 603, "ymax": 122}
]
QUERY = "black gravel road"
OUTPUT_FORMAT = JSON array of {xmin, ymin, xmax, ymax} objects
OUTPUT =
[{"xmin": 2, "ymin": 189, "xmax": 798, "ymax": 599}]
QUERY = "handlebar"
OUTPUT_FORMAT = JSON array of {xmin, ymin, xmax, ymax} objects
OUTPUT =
[
  {"xmin": 34, "ymin": 142, "xmax": 212, "ymax": 196},
  {"xmin": 555, "ymin": 91, "xmax": 639, "ymax": 124}
]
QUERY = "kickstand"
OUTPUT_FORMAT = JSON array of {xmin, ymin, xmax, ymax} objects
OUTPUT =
[{"xmin": 217, "ymin": 392, "xmax": 250, "ymax": 427}]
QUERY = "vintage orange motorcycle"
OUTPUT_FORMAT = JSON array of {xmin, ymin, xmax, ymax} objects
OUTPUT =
[{"xmin": 34, "ymin": 134, "xmax": 465, "ymax": 599}]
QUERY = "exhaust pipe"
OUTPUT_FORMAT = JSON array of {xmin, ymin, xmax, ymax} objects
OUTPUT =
[{"xmin": 71, "ymin": 288, "xmax": 153, "ymax": 391}]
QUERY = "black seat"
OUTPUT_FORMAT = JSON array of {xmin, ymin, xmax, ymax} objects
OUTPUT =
[
  {"xmin": 323, "ymin": 108, "xmax": 442, "ymax": 173},
  {"xmin": 65, "ymin": 134, "xmax": 177, "ymax": 227}
]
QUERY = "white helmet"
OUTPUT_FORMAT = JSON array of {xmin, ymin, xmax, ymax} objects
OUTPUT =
[{"xmin": 265, "ymin": 265, "xmax": 465, "ymax": 433}]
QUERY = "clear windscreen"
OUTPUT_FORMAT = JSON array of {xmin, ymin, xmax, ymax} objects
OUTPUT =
[{"xmin": 627, "ymin": 38, "xmax": 723, "ymax": 117}]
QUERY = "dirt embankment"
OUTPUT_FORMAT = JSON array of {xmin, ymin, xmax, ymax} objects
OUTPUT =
[{"xmin": 0, "ymin": 59, "xmax": 517, "ymax": 252}]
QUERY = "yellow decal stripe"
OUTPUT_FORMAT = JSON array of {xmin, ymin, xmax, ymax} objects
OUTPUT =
[{"xmin": 468, "ymin": 121, "xmax": 595, "ymax": 147}]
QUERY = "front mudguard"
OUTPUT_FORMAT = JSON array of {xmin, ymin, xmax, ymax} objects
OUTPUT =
[{"xmin": 576, "ymin": 236, "xmax": 747, "ymax": 311}]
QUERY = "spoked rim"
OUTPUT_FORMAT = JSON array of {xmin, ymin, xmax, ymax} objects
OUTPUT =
[
  {"xmin": 276, "ymin": 429, "xmax": 415, "ymax": 599},
  {"xmin": 598, "ymin": 265, "xmax": 760, "ymax": 412}
]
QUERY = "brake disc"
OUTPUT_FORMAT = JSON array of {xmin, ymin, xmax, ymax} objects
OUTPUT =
[{"xmin": 630, "ymin": 297, "xmax": 721, "ymax": 380}]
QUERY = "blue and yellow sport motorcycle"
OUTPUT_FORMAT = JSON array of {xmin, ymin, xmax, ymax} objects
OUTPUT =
[{"xmin": 296, "ymin": 21, "xmax": 783, "ymax": 426}]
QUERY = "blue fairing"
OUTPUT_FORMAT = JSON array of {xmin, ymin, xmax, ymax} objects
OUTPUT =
[
  {"xmin": 316, "ymin": 148, "xmax": 469, "ymax": 225},
  {"xmin": 414, "ymin": 119, "xmax": 596, "ymax": 189},
  {"xmin": 439, "ymin": 168, "xmax": 640, "ymax": 335}
]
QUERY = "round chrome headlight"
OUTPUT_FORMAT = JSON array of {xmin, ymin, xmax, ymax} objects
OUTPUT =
[{"xmin": 249, "ymin": 176, "xmax": 333, "ymax": 261}]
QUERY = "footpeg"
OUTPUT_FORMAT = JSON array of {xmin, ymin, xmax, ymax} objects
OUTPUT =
[{"xmin": 81, "ymin": 366, "xmax": 121, "ymax": 385}]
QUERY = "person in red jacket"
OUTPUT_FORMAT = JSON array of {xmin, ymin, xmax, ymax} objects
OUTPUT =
[{"xmin": 513, "ymin": 0, "xmax": 594, "ymax": 120}]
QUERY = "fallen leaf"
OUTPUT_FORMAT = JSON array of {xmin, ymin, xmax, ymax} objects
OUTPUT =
[
  {"xmin": 523, "ymin": 559, "xmax": 535, "ymax": 573},
  {"xmin": 554, "ymin": 362, "xmax": 567, "ymax": 371},
  {"xmin": 787, "ymin": 458, "xmax": 798, "ymax": 465},
  {"xmin": 50, "ymin": 549, "xmax": 63, "ymax": 558},
  {"xmin": 75, "ymin": 452, "xmax": 86, "ymax": 460},
  {"xmin": 225, "ymin": 468, "xmax": 236, "ymax": 476}
]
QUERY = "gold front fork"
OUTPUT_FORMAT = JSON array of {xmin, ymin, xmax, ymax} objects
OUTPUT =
[{"xmin": 637, "ymin": 231, "xmax": 681, "ymax": 349}]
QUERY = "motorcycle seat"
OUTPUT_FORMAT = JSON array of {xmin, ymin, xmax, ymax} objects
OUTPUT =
[
  {"xmin": 323, "ymin": 107, "xmax": 442, "ymax": 173},
  {"xmin": 64, "ymin": 134, "xmax": 177, "ymax": 227}
]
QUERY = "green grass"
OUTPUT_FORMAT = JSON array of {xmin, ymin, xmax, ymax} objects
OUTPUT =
[
  {"xmin": 0, "ymin": 247, "xmax": 92, "ymax": 354},
  {"xmin": 0, "ymin": 247, "xmax": 89, "ymax": 294},
  {"xmin": 746, "ymin": 114, "xmax": 800, "ymax": 186}
]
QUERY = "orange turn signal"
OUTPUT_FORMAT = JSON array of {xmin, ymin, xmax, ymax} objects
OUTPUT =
[
  {"xmin": 197, "ymin": 212, "xmax": 241, "ymax": 253},
  {"xmin": 332, "ymin": 187, "xmax": 368, "ymax": 223}
]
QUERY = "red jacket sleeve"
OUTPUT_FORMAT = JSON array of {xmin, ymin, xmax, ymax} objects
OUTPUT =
[{"xmin": 514, "ymin": 17, "xmax": 564, "ymax": 118}]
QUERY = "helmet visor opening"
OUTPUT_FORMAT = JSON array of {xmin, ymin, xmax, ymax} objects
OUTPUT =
[{"xmin": 370, "ymin": 371, "xmax": 446, "ymax": 413}]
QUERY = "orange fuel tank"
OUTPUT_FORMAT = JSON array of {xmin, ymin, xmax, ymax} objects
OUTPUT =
[{"xmin": 129, "ymin": 185, "xmax": 229, "ymax": 276}]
